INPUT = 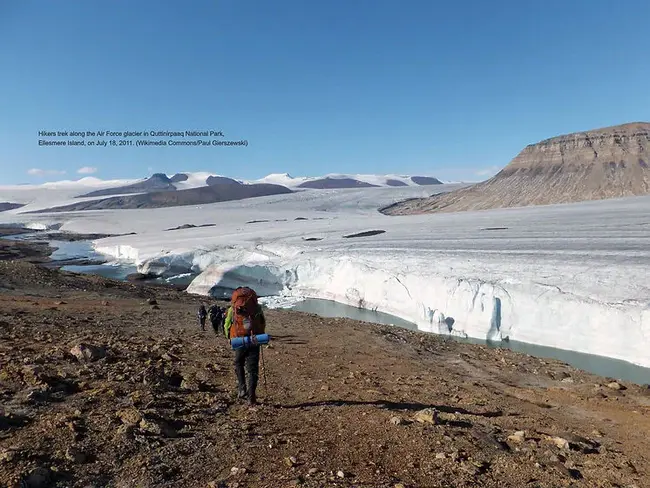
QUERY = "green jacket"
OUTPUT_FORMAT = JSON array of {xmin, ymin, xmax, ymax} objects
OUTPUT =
[{"xmin": 223, "ymin": 304, "xmax": 266, "ymax": 338}]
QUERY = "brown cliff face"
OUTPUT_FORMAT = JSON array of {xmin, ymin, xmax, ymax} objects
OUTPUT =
[{"xmin": 382, "ymin": 122, "xmax": 650, "ymax": 215}]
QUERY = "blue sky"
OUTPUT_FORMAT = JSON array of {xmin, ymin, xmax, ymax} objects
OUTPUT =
[{"xmin": 1, "ymin": 0, "xmax": 648, "ymax": 185}]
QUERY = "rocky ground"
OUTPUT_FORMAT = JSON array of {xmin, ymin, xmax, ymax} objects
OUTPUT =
[{"xmin": 1, "ymin": 253, "xmax": 650, "ymax": 487}]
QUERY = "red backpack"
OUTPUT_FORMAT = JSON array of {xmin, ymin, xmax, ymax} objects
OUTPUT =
[{"xmin": 229, "ymin": 287, "xmax": 265, "ymax": 338}]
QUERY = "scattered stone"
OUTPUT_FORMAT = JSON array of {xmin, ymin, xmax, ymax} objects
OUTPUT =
[
  {"xmin": 546, "ymin": 436, "xmax": 570, "ymax": 450},
  {"xmin": 561, "ymin": 377, "xmax": 574, "ymax": 383},
  {"xmin": 65, "ymin": 447, "xmax": 87, "ymax": 463},
  {"xmin": 507, "ymin": 431, "xmax": 526, "ymax": 443},
  {"xmin": 21, "ymin": 365, "xmax": 46, "ymax": 386},
  {"xmin": 606, "ymin": 381, "xmax": 626, "ymax": 391},
  {"xmin": 0, "ymin": 448, "xmax": 19, "ymax": 463},
  {"xmin": 435, "ymin": 452, "xmax": 446, "ymax": 459},
  {"xmin": 116, "ymin": 424, "xmax": 135, "ymax": 440},
  {"xmin": 117, "ymin": 408, "xmax": 142, "ymax": 426},
  {"xmin": 390, "ymin": 416, "xmax": 404, "ymax": 425},
  {"xmin": 337, "ymin": 470, "xmax": 346, "ymax": 478},
  {"xmin": 69, "ymin": 343, "xmax": 106, "ymax": 362},
  {"xmin": 139, "ymin": 418, "xmax": 162, "ymax": 435},
  {"xmin": 147, "ymin": 298, "xmax": 158, "ymax": 305},
  {"xmin": 285, "ymin": 456, "xmax": 298, "ymax": 467},
  {"xmin": 413, "ymin": 408, "xmax": 438, "ymax": 424},
  {"xmin": 308, "ymin": 468, "xmax": 319, "ymax": 475}
]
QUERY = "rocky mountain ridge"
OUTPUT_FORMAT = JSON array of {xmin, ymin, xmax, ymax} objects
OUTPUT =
[{"xmin": 382, "ymin": 122, "xmax": 650, "ymax": 215}]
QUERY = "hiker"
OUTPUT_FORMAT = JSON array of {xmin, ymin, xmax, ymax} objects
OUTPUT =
[
  {"xmin": 208, "ymin": 303, "xmax": 226, "ymax": 335},
  {"xmin": 223, "ymin": 287, "xmax": 266, "ymax": 405},
  {"xmin": 198, "ymin": 304, "xmax": 207, "ymax": 331}
]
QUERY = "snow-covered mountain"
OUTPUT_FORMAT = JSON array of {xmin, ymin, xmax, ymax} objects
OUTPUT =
[
  {"xmin": 249, "ymin": 172, "xmax": 444, "ymax": 188},
  {"xmin": 0, "ymin": 171, "xmax": 448, "ymax": 213}
]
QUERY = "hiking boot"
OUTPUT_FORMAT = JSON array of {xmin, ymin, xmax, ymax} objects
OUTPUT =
[
  {"xmin": 237, "ymin": 388, "xmax": 248, "ymax": 400},
  {"xmin": 248, "ymin": 391, "xmax": 257, "ymax": 406}
]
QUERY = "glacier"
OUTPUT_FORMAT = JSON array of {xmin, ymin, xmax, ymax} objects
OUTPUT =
[{"xmin": 1, "ymin": 183, "xmax": 649, "ymax": 367}]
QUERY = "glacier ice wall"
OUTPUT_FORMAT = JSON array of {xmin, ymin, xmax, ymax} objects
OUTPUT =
[{"xmin": 93, "ymin": 241, "xmax": 650, "ymax": 368}]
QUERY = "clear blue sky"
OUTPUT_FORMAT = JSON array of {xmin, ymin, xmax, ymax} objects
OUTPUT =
[{"xmin": 1, "ymin": 0, "xmax": 648, "ymax": 184}]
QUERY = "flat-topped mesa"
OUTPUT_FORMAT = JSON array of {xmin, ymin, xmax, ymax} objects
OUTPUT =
[
  {"xmin": 504, "ymin": 121, "xmax": 650, "ymax": 173},
  {"xmin": 381, "ymin": 122, "xmax": 650, "ymax": 215}
]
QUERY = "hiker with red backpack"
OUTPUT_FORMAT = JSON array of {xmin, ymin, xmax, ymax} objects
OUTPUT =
[{"xmin": 223, "ymin": 287, "xmax": 267, "ymax": 406}]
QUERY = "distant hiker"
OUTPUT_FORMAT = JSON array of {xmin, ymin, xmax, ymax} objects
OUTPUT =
[
  {"xmin": 198, "ymin": 304, "xmax": 207, "ymax": 331},
  {"xmin": 208, "ymin": 303, "xmax": 226, "ymax": 335},
  {"xmin": 223, "ymin": 287, "xmax": 266, "ymax": 405}
]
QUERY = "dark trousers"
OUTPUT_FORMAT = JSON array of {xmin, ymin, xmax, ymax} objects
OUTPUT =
[
  {"xmin": 211, "ymin": 319, "xmax": 223, "ymax": 335},
  {"xmin": 199, "ymin": 317, "xmax": 206, "ymax": 330},
  {"xmin": 234, "ymin": 345, "xmax": 260, "ymax": 400}
]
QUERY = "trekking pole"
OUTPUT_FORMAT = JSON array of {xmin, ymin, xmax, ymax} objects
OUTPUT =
[{"xmin": 261, "ymin": 344, "xmax": 268, "ymax": 393}]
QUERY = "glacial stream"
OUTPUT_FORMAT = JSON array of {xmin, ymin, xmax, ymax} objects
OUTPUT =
[{"xmin": 8, "ymin": 232, "xmax": 650, "ymax": 385}]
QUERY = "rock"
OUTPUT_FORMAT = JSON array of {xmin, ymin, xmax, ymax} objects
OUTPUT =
[
  {"xmin": 69, "ymin": 343, "xmax": 106, "ymax": 362},
  {"xmin": 116, "ymin": 424, "xmax": 135, "ymax": 439},
  {"xmin": 138, "ymin": 418, "xmax": 177, "ymax": 438},
  {"xmin": 547, "ymin": 436, "xmax": 570, "ymax": 450},
  {"xmin": 285, "ymin": 456, "xmax": 298, "ymax": 467},
  {"xmin": 507, "ymin": 431, "xmax": 526, "ymax": 443},
  {"xmin": 127, "ymin": 273, "xmax": 157, "ymax": 282},
  {"xmin": 390, "ymin": 416, "xmax": 404, "ymax": 425},
  {"xmin": 606, "ymin": 381, "xmax": 626, "ymax": 390},
  {"xmin": 151, "ymin": 305, "xmax": 160, "ymax": 310},
  {"xmin": 435, "ymin": 452, "xmax": 446, "ymax": 459},
  {"xmin": 22, "ymin": 467, "xmax": 51, "ymax": 488},
  {"xmin": 395, "ymin": 484, "xmax": 406, "ymax": 488},
  {"xmin": 0, "ymin": 448, "xmax": 19, "ymax": 463},
  {"xmin": 308, "ymin": 468, "xmax": 319, "ymax": 475},
  {"xmin": 139, "ymin": 418, "xmax": 162, "ymax": 435},
  {"xmin": 65, "ymin": 447, "xmax": 87, "ymax": 463},
  {"xmin": 117, "ymin": 408, "xmax": 142, "ymax": 426},
  {"xmin": 561, "ymin": 377, "xmax": 574, "ymax": 383},
  {"xmin": 21, "ymin": 365, "xmax": 46, "ymax": 386},
  {"xmin": 147, "ymin": 298, "xmax": 158, "ymax": 305},
  {"xmin": 336, "ymin": 470, "xmax": 346, "ymax": 478},
  {"xmin": 461, "ymin": 462, "xmax": 480, "ymax": 476},
  {"xmin": 413, "ymin": 408, "xmax": 438, "ymax": 424}
]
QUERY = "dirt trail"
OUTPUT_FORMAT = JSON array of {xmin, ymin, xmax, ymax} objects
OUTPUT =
[{"xmin": 1, "ymin": 261, "xmax": 650, "ymax": 487}]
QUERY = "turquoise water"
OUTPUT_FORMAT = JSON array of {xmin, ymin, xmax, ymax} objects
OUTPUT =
[
  {"xmin": 61, "ymin": 263, "xmax": 138, "ymax": 280},
  {"xmin": 288, "ymin": 298, "xmax": 650, "ymax": 385}
]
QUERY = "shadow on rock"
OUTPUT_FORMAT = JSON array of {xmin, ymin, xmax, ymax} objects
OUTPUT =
[{"xmin": 273, "ymin": 398, "xmax": 503, "ymax": 418}]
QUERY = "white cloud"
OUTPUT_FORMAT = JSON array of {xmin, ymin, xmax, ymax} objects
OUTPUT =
[
  {"xmin": 27, "ymin": 168, "xmax": 67, "ymax": 177},
  {"xmin": 475, "ymin": 166, "xmax": 500, "ymax": 177},
  {"xmin": 77, "ymin": 166, "xmax": 98, "ymax": 174}
]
